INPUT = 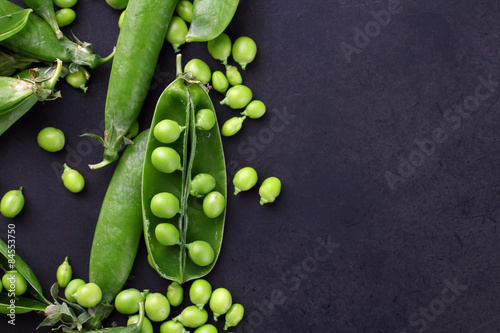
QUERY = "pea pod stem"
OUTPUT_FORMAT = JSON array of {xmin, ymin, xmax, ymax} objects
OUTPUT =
[{"xmin": 21, "ymin": 0, "xmax": 62, "ymax": 39}]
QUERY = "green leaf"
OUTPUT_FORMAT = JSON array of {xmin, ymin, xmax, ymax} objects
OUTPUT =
[
  {"xmin": 0, "ymin": 8, "xmax": 32, "ymax": 42},
  {"xmin": 186, "ymin": 0, "xmax": 239, "ymax": 42},
  {"xmin": 0, "ymin": 292, "xmax": 46, "ymax": 314}
]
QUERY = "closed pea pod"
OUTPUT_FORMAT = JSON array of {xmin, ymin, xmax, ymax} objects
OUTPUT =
[{"xmin": 259, "ymin": 176, "xmax": 282, "ymax": 205}]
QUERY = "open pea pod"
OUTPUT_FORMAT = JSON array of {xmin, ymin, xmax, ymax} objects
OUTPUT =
[
  {"xmin": 0, "ymin": 238, "xmax": 51, "ymax": 307},
  {"xmin": 0, "ymin": 8, "xmax": 32, "ymax": 41},
  {"xmin": 143, "ymin": 55, "xmax": 226, "ymax": 284},
  {"xmin": 185, "ymin": 0, "xmax": 240, "ymax": 42}
]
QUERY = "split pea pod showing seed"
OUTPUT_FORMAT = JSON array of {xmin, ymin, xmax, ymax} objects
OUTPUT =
[{"xmin": 142, "ymin": 55, "xmax": 226, "ymax": 284}]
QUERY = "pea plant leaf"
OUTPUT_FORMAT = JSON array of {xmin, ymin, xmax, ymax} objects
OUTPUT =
[
  {"xmin": 0, "ymin": 8, "xmax": 32, "ymax": 42},
  {"xmin": 0, "ymin": 292, "xmax": 47, "ymax": 314}
]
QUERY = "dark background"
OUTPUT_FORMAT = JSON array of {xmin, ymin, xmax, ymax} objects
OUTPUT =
[{"xmin": 0, "ymin": 0, "xmax": 499, "ymax": 332}]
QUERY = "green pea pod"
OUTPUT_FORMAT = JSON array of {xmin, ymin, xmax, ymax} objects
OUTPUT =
[
  {"xmin": 0, "ymin": 292, "xmax": 47, "ymax": 314},
  {"xmin": 0, "ymin": 0, "xmax": 113, "ymax": 68},
  {"xmin": 0, "ymin": 46, "xmax": 39, "ymax": 76},
  {"xmin": 0, "ymin": 8, "xmax": 32, "ymax": 41},
  {"xmin": 21, "ymin": 0, "xmax": 62, "ymax": 39},
  {"xmin": 185, "ymin": 0, "xmax": 239, "ymax": 42},
  {"xmin": 87, "ymin": 0, "xmax": 177, "ymax": 169},
  {"xmin": 87, "ymin": 129, "xmax": 149, "ymax": 329},
  {"xmin": 143, "ymin": 55, "xmax": 226, "ymax": 284},
  {"xmin": 0, "ymin": 238, "xmax": 51, "ymax": 306}
]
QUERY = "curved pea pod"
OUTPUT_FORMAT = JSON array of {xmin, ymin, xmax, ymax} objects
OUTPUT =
[
  {"xmin": 0, "ymin": 8, "xmax": 32, "ymax": 41},
  {"xmin": 185, "ymin": 0, "xmax": 240, "ymax": 42},
  {"xmin": 143, "ymin": 55, "xmax": 226, "ymax": 284},
  {"xmin": 0, "ymin": 0, "xmax": 113, "ymax": 68},
  {"xmin": 21, "ymin": 0, "xmax": 62, "ymax": 39},
  {"xmin": 87, "ymin": 130, "xmax": 149, "ymax": 330}
]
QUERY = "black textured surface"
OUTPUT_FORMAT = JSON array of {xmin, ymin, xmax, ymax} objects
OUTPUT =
[{"xmin": 0, "ymin": 0, "xmax": 499, "ymax": 332}]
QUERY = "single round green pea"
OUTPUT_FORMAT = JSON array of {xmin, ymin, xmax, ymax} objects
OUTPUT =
[
  {"xmin": 0, "ymin": 187, "xmax": 24, "ymax": 218},
  {"xmin": 160, "ymin": 320, "xmax": 188, "ymax": 333},
  {"xmin": 189, "ymin": 279, "xmax": 212, "ymax": 310},
  {"xmin": 2, "ymin": 271, "xmax": 28, "ymax": 296},
  {"xmin": 226, "ymin": 65, "xmax": 242, "ymax": 86},
  {"xmin": 128, "ymin": 314, "xmax": 153, "ymax": 333},
  {"xmin": 202, "ymin": 191, "xmax": 225, "ymax": 218},
  {"xmin": 55, "ymin": 8, "xmax": 76, "ymax": 27},
  {"xmin": 145, "ymin": 292, "xmax": 170, "ymax": 322},
  {"xmin": 64, "ymin": 278, "xmax": 85, "ymax": 302},
  {"xmin": 242, "ymin": 100, "xmax": 266, "ymax": 119},
  {"xmin": 151, "ymin": 147, "xmax": 181, "ymax": 174},
  {"xmin": 209, "ymin": 288, "xmax": 232, "ymax": 321},
  {"xmin": 37, "ymin": 127, "xmax": 65, "ymax": 152},
  {"xmin": 155, "ymin": 223, "xmax": 180, "ymax": 246},
  {"xmin": 114, "ymin": 288, "xmax": 144, "ymax": 314},
  {"xmin": 167, "ymin": 281, "xmax": 184, "ymax": 307},
  {"xmin": 221, "ymin": 116, "xmax": 245, "ymax": 137},
  {"xmin": 224, "ymin": 303, "xmax": 245, "ymax": 330},
  {"xmin": 127, "ymin": 120, "xmax": 140, "ymax": 139},
  {"xmin": 211, "ymin": 71, "xmax": 229, "ymax": 94},
  {"xmin": 232, "ymin": 36, "xmax": 257, "ymax": 70},
  {"xmin": 207, "ymin": 32, "xmax": 231, "ymax": 66},
  {"xmin": 54, "ymin": 0, "xmax": 77, "ymax": 8},
  {"xmin": 106, "ymin": 0, "xmax": 128, "ymax": 10},
  {"xmin": 175, "ymin": 0, "xmax": 193, "ymax": 22},
  {"xmin": 166, "ymin": 16, "xmax": 188, "ymax": 53},
  {"xmin": 150, "ymin": 192, "xmax": 180, "ymax": 219},
  {"xmin": 259, "ymin": 176, "xmax": 281, "ymax": 205},
  {"xmin": 61, "ymin": 164, "xmax": 85, "ymax": 193},
  {"xmin": 195, "ymin": 108, "xmax": 216, "ymax": 131},
  {"xmin": 75, "ymin": 282, "xmax": 102, "ymax": 308},
  {"xmin": 194, "ymin": 324, "xmax": 218, "ymax": 333},
  {"xmin": 118, "ymin": 9, "xmax": 126, "ymax": 28},
  {"xmin": 220, "ymin": 85, "xmax": 253, "ymax": 109},
  {"xmin": 184, "ymin": 59, "xmax": 211, "ymax": 84},
  {"xmin": 190, "ymin": 173, "xmax": 216, "ymax": 198},
  {"xmin": 233, "ymin": 167, "xmax": 258, "ymax": 195},
  {"xmin": 65, "ymin": 67, "xmax": 88, "ymax": 92},
  {"xmin": 187, "ymin": 241, "xmax": 215, "ymax": 267},
  {"xmin": 154, "ymin": 119, "xmax": 184, "ymax": 144},
  {"xmin": 56, "ymin": 256, "xmax": 72, "ymax": 288},
  {"xmin": 174, "ymin": 305, "xmax": 208, "ymax": 328}
]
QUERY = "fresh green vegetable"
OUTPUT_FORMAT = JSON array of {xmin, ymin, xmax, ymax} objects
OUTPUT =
[
  {"xmin": 161, "ymin": 320, "xmax": 189, "ymax": 333},
  {"xmin": 186, "ymin": 0, "xmax": 239, "ymax": 42},
  {"xmin": 155, "ymin": 223, "xmax": 181, "ymax": 246},
  {"xmin": 54, "ymin": 0, "xmax": 77, "ymax": 8},
  {"xmin": 220, "ymin": 85, "xmax": 252, "ymax": 109},
  {"xmin": 193, "ymin": 324, "xmax": 218, "ymax": 333},
  {"xmin": 211, "ymin": 70, "xmax": 228, "ymax": 94},
  {"xmin": 114, "ymin": 288, "xmax": 144, "ymax": 314},
  {"xmin": 56, "ymin": 256, "xmax": 72, "ymax": 288},
  {"xmin": 2, "ymin": 270, "xmax": 28, "ymax": 296},
  {"xmin": 166, "ymin": 15, "xmax": 188, "ymax": 53},
  {"xmin": 65, "ymin": 65, "xmax": 89, "ymax": 92},
  {"xmin": 186, "ymin": 240, "xmax": 214, "ymax": 267},
  {"xmin": 0, "ymin": 187, "xmax": 24, "ymax": 218},
  {"xmin": 167, "ymin": 281, "xmax": 183, "ymax": 307},
  {"xmin": 87, "ymin": 0, "xmax": 176, "ymax": 169},
  {"xmin": 127, "ymin": 305, "xmax": 152, "ymax": 333},
  {"xmin": 259, "ymin": 176, "xmax": 281, "ymax": 205},
  {"xmin": 75, "ymin": 282, "xmax": 102, "ymax": 308},
  {"xmin": 232, "ymin": 36, "xmax": 257, "ymax": 70},
  {"xmin": 21, "ymin": 0, "xmax": 61, "ymax": 37},
  {"xmin": 118, "ymin": 9, "xmax": 126, "ymax": 28},
  {"xmin": 202, "ymin": 191, "xmax": 225, "ymax": 218},
  {"xmin": 55, "ymin": 8, "xmax": 75, "ymax": 27},
  {"xmin": 64, "ymin": 278, "xmax": 85, "ymax": 302},
  {"xmin": 189, "ymin": 173, "xmax": 216, "ymax": 198},
  {"xmin": 150, "ymin": 192, "xmax": 180, "ymax": 219},
  {"xmin": 189, "ymin": 279, "xmax": 212, "ymax": 310},
  {"xmin": 226, "ymin": 65, "xmax": 242, "ymax": 86},
  {"xmin": 143, "ymin": 55, "xmax": 226, "ymax": 284},
  {"xmin": 154, "ymin": 119, "xmax": 185, "ymax": 144},
  {"xmin": 144, "ymin": 292, "xmax": 170, "ymax": 322},
  {"xmin": 221, "ymin": 116, "xmax": 245, "ymax": 136},
  {"xmin": 241, "ymin": 100, "xmax": 266, "ymax": 119},
  {"xmin": 0, "ymin": 46, "xmax": 39, "ymax": 76},
  {"xmin": 233, "ymin": 167, "xmax": 258, "ymax": 195},
  {"xmin": 127, "ymin": 119, "xmax": 140, "ymax": 138},
  {"xmin": 61, "ymin": 163, "xmax": 85, "ymax": 193},
  {"xmin": 37, "ymin": 126, "xmax": 65, "ymax": 152},
  {"xmin": 224, "ymin": 303, "xmax": 244, "ymax": 330},
  {"xmin": 151, "ymin": 146, "xmax": 182, "ymax": 174},
  {"xmin": 195, "ymin": 108, "xmax": 216, "ymax": 131},
  {"xmin": 106, "ymin": 0, "xmax": 128, "ymax": 10},
  {"xmin": 184, "ymin": 58, "xmax": 211, "ymax": 84},
  {"xmin": 207, "ymin": 32, "xmax": 231, "ymax": 66},
  {"xmin": 173, "ymin": 305, "xmax": 208, "ymax": 328},
  {"xmin": 209, "ymin": 287, "xmax": 232, "ymax": 321},
  {"xmin": 175, "ymin": 0, "xmax": 192, "ymax": 22},
  {"xmin": 0, "ymin": 8, "xmax": 32, "ymax": 41}
]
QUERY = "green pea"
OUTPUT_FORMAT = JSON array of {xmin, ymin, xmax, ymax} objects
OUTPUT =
[
  {"xmin": 151, "ymin": 147, "xmax": 182, "ymax": 174},
  {"xmin": 0, "ymin": 187, "xmax": 24, "ymax": 218},
  {"xmin": 150, "ymin": 192, "xmax": 180, "ymax": 219},
  {"xmin": 194, "ymin": 324, "xmax": 218, "ymax": 333},
  {"xmin": 202, "ymin": 191, "xmax": 225, "ymax": 218},
  {"xmin": 233, "ymin": 167, "xmax": 258, "ymax": 195},
  {"xmin": 187, "ymin": 241, "xmax": 214, "ymax": 267},
  {"xmin": 75, "ymin": 282, "xmax": 102, "ymax": 308},
  {"xmin": 64, "ymin": 278, "xmax": 85, "ymax": 302},
  {"xmin": 106, "ymin": 0, "xmax": 128, "ymax": 10},
  {"xmin": 154, "ymin": 119, "xmax": 184, "ymax": 144},
  {"xmin": 167, "ymin": 281, "xmax": 184, "ymax": 307},
  {"xmin": 242, "ymin": 100, "xmax": 266, "ymax": 119},
  {"xmin": 37, "ymin": 127, "xmax": 65, "ymax": 152},
  {"xmin": 54, "ymin": 0, "xmax": 77, "ymax": 8},
  {"xmin": 61, "ymin": 164, "xmax": 85, "ymax": 193},
  {"xmin": 145, "ymin": 292, "xmax": 170, "ymax": 322},
  {"xmin": 65, "ymin": 66, "xmax": 89, "ymax": 92},
  {"xmin": 232, "ymin": 36, "xmax": 257, "ymax": 70},
  {"xmin": 221, "ymin": 116, "xmax": 245, "ymax": 137},
  {"xmin": 56, "ymin": 256, "xmax": 72, "ymax": 288},
  {"xmin": 118, "ymin": 9, "xmax": 126, "ymax": 28},
  {"xmin": 195, "ymin": 108, "xmax": 216, "ymax": 131},
  {"xmin": 189, "ymin": 279, "xmax": 212, "ymax": 310},
  {"xmin": 226, "ymin": 65, "xmax": 242, "ymax": 86},
  {"xmin": 55, "ymin": 8, "xmax": 76, "ymax": 27},
  {"xmin": 126, "ymin": 120, "xmax": 140, "ymax": 139},
  {"xmin": 184, "ymin": 59, "xmax": 212, "ymax": 84},
  {"xmin": 160, "ymin": 320, "xmax": 188, "ymax": 333},
  {"xmin": 224, "ymin": 303, "xmax": 245, "ymax": 330},
  {"xmin": 176, "ymin": 0, "xmax": 193, "ymax": 22},
  {"xmin": 166, "ymin": 16, "xmax": 188, "ymax": 53},
  {"xmin": 115, "ymin": 288, "xmax": 145, "ymax": 314},
  {"xmin": 212, "ymin": 71, "xmax": 229, "ymax": 94},
  {"xmin": 209, "ymin": 287, "xmax": 232, "ymax": 321},
  {"xmin": 174, "ymin": 305, "xmax": 208, "ymax": 328},
  {"xmin": 155, "ymin": 223, "xmax": 180, "ymax": 246},
  {"xmin": 259, "ymin": 176, "xmax": 281, "ymax": 205},
  {"xmin": 128, "ymin": 314, "xmax": 153, "ymax": 333},
  {"xmin": 207, "ymin": 32, "xmax": 231, "ymax": 66},
  {"xmin": 220, "ymin": 85, "xmax": 253, "ymax": 109},
  {"xmin": 2, "ymin": 271, "xmax": 28, "ymax": 296},
  {"xmin": 190, "ymin": 173, "xmax": 216, "ymax": 198}
]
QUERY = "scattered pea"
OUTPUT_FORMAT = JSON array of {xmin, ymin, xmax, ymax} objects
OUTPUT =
[
  {"xmin": 221, "ymin": 116, "xmax": 245, "ymax": 137},
  {"xmin": 184, "ymin": 58, "xmax": 211, "ymax": 84},
  {"xmin": 145, "ymin": 292, "xmax": 170, "ymax": 322},
  {"xmin": 64, "ymin": 278, "xmax": 85, "ymax": 302},
  {"xmin": 259, "ymin": 176, "xmax": 281, "ymax": 205},
  {"xmin": 155, "ymin": 223, "xmax": 180, "ymax": 246},
  {"xmin": 65, "ymin": 66, "xmax": 89, "ymax": 92},
  {"xmin": 106, "ymin": 0, "xmax": 128, "ymax": 10},
  {"xmin": 233, "ymin": 167, "xmax": 258, "ymax": 195},
  {"xmin": 173, "ymin": 305, "xmax": 208, "ymax": 328},
  {"xmin": 150, "ymin": 192, "xmax": 180, "ymax": 219},
  {"xmin": 75, "ymin": 282, "xmax": 102, "ymax": 308},
  {"xmin": 118, "ymin": 9, "xmax": 126, "ymax": 28},
  {"xmin": 211, "ymin": 71, "xmax": 229, "ymax": 94},
  {"xmin": 166, "ymin": 16, "xmax": 188, "ymax": 53},
  {"xmin": 55, "ymin": 8, "xmax": 76, "ymax": 27},
  {"xmin": 56, "ymin": 256, "xmax": 72, "ymax": 288},
  {"xmin": 175, "ymin": 0, "xmax": 193, "ymax": 22},
  {"xmin": 232, "ymin": 36, "xmax": 257, "ymax": 70},
  {"xmin": 2, "ymin": 271, "xmax": 28, "ymax": 296},
  {"xmin": 194, "ymin": 324, "xmax": 218, "ymax": 333},
  {"xmin": 37, "ymin": 127, "xmax": 65, "ymax": 152},
  {"xmin": 226, "ymin": 65, "xmax": 242, "ymax": 86},
  {"xmin": 187, "ymin": 241, "xmax": 215, "ymax": 267},
  {"xmin": 61, "ymin": 164, "xmax": 85, "ymax": 193},
  {"xmin": 195, "ymin": 108, "xmax": 216, "ymax": 131},
  {"xmin": 189, "ymin": 279, "xmax": 212, "ymax": 310},
  {"xmin": 224, "ymin": 303, "xmax": 245, "ymax": 330},
  {"xmin": 202, "ymin": 191, "xmax": 225, "ymax": 218},
  {"xmin": 154, "ymin": 119, "xmax": 184, "ymax": 144},
  {"xmin": 151, "ymin": 147, "xmax": 182, "ymax": 174},
  {"xmin": 189, "ymin": 173, "xmax": 216, "ymax": 198},
  {"xmin": 114, "ymin": 288, "xmax": 145, "ymax": 314},
  {"xmin": 160, "ymin": 320, "xmax": 188, "ymax": 333},
  {"xmin": 54, "ymin": 0, "xmax": 77, "ymax": 8},
  {"xmin": 167, "ymin": 281, "xmax": 184, "ymax": 307},
  {"xmin": 242, "ymin": 100, "xmax": 266, "ymax": 119},
  {"xmin": 0, "ymin": 187, "xmax": 25, "ymax": 218},
  {"xmin": 220, "ymin": 85, "xmax": 253, "ymax": 109},
  {"xmin": 207, "ymin": 32, "xmax": 231, "ymax": 66},
  {"xmin": 128, "ymin": 314, "xmax": 153, "ymax": 333},
  {"xmin": 209, "ymin": 288, "xmax": 232, "ymax": 321}
]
